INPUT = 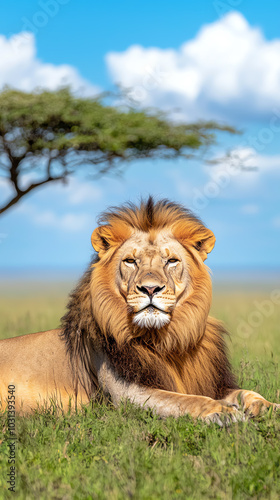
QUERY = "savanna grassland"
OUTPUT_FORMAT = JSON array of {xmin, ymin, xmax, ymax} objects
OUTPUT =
[{"xmin": 0, "ymin": 280, "xmax": 279, "ymax": 500}]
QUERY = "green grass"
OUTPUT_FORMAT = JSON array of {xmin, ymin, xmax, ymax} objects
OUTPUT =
[{"xmin": 0, "ymin": 282, "xmax": 280, "ymax": 499}]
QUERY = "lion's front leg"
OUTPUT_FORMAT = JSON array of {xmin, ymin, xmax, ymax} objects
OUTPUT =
[
  {"xmin": 95, "ymin": 355, "xmax": 243, "ymax": 425},
  {"xmin": 146, "ymin": 391, "xmax": 243, "ymax": 425},
  {"xmin": 224, "ymin": 389, "xmax": 280, "ymax": 417}
]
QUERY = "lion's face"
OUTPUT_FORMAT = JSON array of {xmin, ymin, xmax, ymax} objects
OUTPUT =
[
  {"xmin": 90, "ymin": 199, "xmax": 216, "ymax": 348},
  {"xmin": 117, "ymin": 231, "xmax": 190, "ymax": 329}
]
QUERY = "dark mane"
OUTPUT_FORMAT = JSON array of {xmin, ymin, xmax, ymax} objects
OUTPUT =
[{"xmin": 60, "ymin": 258, "xmax": 99, "ymax": 399}]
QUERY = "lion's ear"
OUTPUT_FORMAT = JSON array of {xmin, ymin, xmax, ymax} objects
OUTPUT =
[
  {"xmin": 91, "ymin": 223, "xmax": 132, "ymax": 255},
  {"xmin": 195, "ymin": 230, "xmax": 216, "ymax": 261},
  {"xmin": 91, "ymin": 225, "xmax": 112, "ymax": 254}
]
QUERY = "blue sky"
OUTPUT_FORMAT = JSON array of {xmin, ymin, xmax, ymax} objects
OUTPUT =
[{"xmin": 0, "ymin": 0, "xmax": 280, "ymax": 273}]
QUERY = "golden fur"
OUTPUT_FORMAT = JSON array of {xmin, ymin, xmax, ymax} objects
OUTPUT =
[{"xmin": 0, "ymin": 197, "xmax": 279, "ymax": 422}]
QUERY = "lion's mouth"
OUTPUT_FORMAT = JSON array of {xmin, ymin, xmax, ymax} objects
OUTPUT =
[
  {"xmin": 137, "ymin": 305, "xmax": 169, "ymax": 314},
  {"xmin": 132, "ymin": 304, "xmax": 171, "ymax": 328}
]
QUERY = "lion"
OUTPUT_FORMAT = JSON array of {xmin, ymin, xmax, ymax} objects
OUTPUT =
[{"xmin": 0, "ymin": 197, "xmax": 279, "ymax": 424}]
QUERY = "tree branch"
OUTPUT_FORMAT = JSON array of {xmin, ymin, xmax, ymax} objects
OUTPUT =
[
  {"xmin": 2, "ymin": 136, "xmax": 15, "ymax": 166},
  {"xmin": 0, "ymin": 175, "xmax": 64, "ymax": 215},
  {"xmin": 46, "ymin": 152, "xmax": 54, "ymax": 178}
]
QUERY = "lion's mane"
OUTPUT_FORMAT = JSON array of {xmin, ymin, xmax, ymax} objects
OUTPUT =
[{"xmin": 61, "ymin": 198, "xmax": 237, "ymax": 400}]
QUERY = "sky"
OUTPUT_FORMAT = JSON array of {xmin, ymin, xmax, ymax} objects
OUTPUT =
[{"xmin": 0, "ymin": 0, "xmax": 280, "ymax": 274}]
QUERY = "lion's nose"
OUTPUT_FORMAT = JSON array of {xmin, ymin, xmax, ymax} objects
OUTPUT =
[{"xmin": 137, "ymin": 285, "xmax": 165, "ymax": 297}]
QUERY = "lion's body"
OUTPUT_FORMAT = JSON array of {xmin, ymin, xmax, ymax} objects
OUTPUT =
[
  {"xmin": 0, "ymin": 329, "xmax": 91, "ymax": 412},
  {"xmin": 0, "ymin": 198, "xmax": 279, "ymax": 422}
]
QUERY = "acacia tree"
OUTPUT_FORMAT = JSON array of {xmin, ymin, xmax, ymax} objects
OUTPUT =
[{"xmin": 0, "ymin": 88, "xmax": 237, "ymax": 215}]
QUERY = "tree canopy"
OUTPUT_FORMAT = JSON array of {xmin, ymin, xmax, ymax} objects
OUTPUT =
[{"xmin": 0, "ymin": 87, "xmax": 237, "ymax": 215}]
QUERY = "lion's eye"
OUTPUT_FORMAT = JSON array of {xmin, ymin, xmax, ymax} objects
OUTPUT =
[
  {"xmin": 168, "ymin": 258, "xmax": 179, "ymax": 264},
  {"xmin": 124, "ymin": 258, "xmax": 136, "ymax": 264}
]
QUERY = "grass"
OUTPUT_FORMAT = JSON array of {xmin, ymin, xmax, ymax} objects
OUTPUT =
[{"xmin": 0, "ymin": 281, "xmax": 280, "ymax": 499}]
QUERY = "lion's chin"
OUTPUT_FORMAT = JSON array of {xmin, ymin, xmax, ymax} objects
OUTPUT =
[{"xmin": 133, "ymin": 308, "xmax": 170, "ymax": 329}]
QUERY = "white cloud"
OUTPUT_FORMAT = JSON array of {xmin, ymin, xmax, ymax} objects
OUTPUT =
[
  {"xmin": 247, "ymin": 151, "xmax": 280, "ymax": 172},
  {"xmin": 62, "ymin": 178, "xmax": 103, "ymax": 205},
  {"xmin": 165, "ymin": 147, "xmax": 280, "ymax": 211},
  {"xmin": 34, "ymin": 210, "xmax": 91, "ymax": 231},
  {"xmin": 106, "ymin": 12, "xmax": 280, "ymax": 121},
  {"xmin": 17, "ymin": 203, "xmax": 91, "ymax": 232},
  {"xmin": 208, "ymin": 147, "xmax": 280, "ymax": 190},
  {"xmin": 26, "ymin": 176, "xmax": 104, "ymax": 205},
  {"xmin": 0, "ymin": 32, "xmax": 99, "ymax": 95}
]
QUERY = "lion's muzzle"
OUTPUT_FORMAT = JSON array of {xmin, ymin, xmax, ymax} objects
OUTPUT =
[{"xmin": 128, "ymin": 282, "xmax": 175, "ymax": 329}]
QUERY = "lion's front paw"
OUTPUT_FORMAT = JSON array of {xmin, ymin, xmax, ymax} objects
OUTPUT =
[
  {"xmin": 202, "ymin": 401, "xmax": 244, "ymax": 427},
  {"xmin": 246, "ymin": 399, "xmax": 280, "ymax": 417}
]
